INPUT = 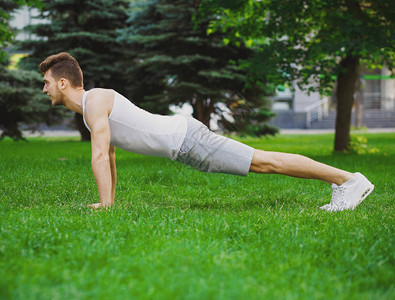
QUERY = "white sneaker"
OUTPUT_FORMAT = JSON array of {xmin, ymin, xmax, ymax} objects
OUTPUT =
[{"xmin": 320, "ymin": 172, "xmax": 374, "ymax": 212}]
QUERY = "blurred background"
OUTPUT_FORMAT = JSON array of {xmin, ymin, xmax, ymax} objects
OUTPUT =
[{"xmin": 1, "ymin": 0, "xmax": 394, "ymax": 151}]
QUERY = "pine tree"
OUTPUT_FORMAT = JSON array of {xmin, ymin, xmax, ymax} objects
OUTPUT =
[
  {"xmin": 20, "ymin": 0, "xmax": 130, "ymax": 140},
  {"xmin": 118, "ymin": 0, "xmax": 276, "ymax": 134},
  {"xmin": 0, "ymin": 59, "xmax": 65, "ymax": 140},
  {"xmin": 0, "ymin": 0, "xmax": 65, "ymax": 140}
]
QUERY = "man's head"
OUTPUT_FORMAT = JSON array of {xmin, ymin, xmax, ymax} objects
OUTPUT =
[{"xmin": 40, "ymin": 52, "xmax": 83, "ymax": 106}]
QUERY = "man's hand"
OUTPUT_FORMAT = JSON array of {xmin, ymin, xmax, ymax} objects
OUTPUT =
[{"xmin": 87, "ymin": 202, "xmax": 103, "ymax": 209}]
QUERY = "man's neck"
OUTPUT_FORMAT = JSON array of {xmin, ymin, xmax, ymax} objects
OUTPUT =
[{"xmin": 63, "ymin": 88, "xmax": 85, "ymax": 114}]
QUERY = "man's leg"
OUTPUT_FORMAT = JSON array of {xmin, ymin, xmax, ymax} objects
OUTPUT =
[
  {"xmin": 249, "ymin": 150, "xmax": 353, "ymax": 185},
  {"xmin": 249, "ymin": 149, "xmax": 374, "ymax": 211}
]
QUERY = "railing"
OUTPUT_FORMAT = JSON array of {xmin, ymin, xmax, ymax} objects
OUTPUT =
[
  {"xmin": 305, "ymin": 97, "xmax": 330, "ymax": 128},
  {"xmin": 362, "ymin": 95, "xmax": 395, "ymax": 110}
]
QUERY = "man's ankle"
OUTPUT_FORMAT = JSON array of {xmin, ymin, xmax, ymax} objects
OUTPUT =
[{"xmin": 337, "ymin": 172, "xmax": 354, "ymax": 186}]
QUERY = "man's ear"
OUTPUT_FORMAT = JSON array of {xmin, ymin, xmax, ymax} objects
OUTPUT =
[{"xmin": 58, "ymin": 78, "xmax": 68, "ymax": 90}]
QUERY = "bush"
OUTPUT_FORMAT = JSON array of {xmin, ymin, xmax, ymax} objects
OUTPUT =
[{"xmin": 346, "ymin": 135, "xmax": 380, "ymax": 155}]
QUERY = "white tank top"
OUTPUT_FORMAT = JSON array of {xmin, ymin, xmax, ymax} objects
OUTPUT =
[{"xmin": 82, "ymin": 90, "xmax": 187, "ymax": 160}]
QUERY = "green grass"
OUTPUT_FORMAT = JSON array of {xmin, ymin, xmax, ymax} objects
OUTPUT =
[{"xmin": 0, "ymin": 133, "xmax": 394, "ymax": 300}]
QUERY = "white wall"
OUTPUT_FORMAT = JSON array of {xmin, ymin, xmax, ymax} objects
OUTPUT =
[
  {"xmin": 381, "ymin": 66, "xmax": 395, "ymax": 110},
  {"xmin": 10, "ymin": 6, "xmax": 48, "ymax": 41},
  {"xmin": 293, "ymin": 84, "xmax": 322, "ymax": 112}
]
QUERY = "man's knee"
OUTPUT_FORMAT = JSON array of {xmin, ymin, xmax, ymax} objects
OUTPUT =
[{"xmin": 249, "ymin": 150, "xmax": 280, "ymax": 174}]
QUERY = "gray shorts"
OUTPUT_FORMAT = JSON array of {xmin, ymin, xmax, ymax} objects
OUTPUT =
[{"xmin": 175, "ymin": 117, "xmax": 255, "ymax": 176}]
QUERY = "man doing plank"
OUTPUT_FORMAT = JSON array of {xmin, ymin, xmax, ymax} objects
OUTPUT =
[{"xmin": 40, "ymin": 52, "xmax": 374, "ymax": 211}]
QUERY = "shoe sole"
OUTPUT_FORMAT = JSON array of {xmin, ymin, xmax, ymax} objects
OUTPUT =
[{"xmin": 348, "ymin": 183, "xmax": 374, "ymax": 210}]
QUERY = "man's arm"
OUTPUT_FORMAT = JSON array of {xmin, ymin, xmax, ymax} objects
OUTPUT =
[
  {"xmin": 85, "ymin": 92, "xmax": 114, "ymax": 208},
  {"xmin": 109, "ymin": 146, "xmax": 117, "ymax": 204}
]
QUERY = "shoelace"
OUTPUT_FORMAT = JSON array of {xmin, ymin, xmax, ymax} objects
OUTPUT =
[{"xmin": 330, "ymin": 184, "xmax": 346, "ymax": 210}]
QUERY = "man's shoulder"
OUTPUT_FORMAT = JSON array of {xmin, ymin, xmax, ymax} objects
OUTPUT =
[
  {"xmin": 86, "ymin": 88, "xmax": 115, "ymax": 101},
  {"xmin": 85, "ymin": 88, "xmax": 115, "ymax": 117}
]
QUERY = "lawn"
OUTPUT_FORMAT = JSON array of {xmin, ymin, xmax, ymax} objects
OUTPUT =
[{"xmin": 0, "ymin": 133, "xmax": 394, "ymax": 300}]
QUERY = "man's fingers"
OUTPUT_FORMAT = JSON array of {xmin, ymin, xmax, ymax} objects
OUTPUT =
[{"xmin": 87, "ymin": 203, "xmax": 102, "ymax": 209}]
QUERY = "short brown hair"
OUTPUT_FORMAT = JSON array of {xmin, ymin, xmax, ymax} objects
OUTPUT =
[{"xmin": 39, "ymin": 52, "xmax": 83, "ymax": 88}]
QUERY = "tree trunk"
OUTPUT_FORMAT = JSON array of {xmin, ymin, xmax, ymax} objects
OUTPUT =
[
  {"xmin": 192, "ymin": 98, "xmax": 214, "ymax": 128},
  {"xmin": 74, "ymin": 113, "xmax": 91, "ymax": 141},
  {"xmin": 355, "ymin": 77, "xmax": 363, "ymax": 128},
  {"xmin": 334, "ymin": 55, "xmax": 360, "ymax": 152}
]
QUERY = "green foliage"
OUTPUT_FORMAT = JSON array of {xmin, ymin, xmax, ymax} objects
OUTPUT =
[
  {"xmin": 118, "ymin": 0, "xmax": 275, "ymax": 132},
  {"xmin": 0, "ymin": 0, "xmax": 43, "ymax": 61},
  {"xmin": 0, "ymin": 0, "xmax": 59, "ymax": 140},
  {"xmin": 244, "ymin": 110, "xmax": 279, "ymax": 137},
  {"xmin": 346, "ymin": 135, "xmax": 380, "ymax": 155},
  {"xmin": 0, "ymin": 62, "xmax": 66, "ymax": 140},
  {"xmin": 218, "ymin": 98, "xmax": 278, "ymax": 137},
  {"xmin": 0, "ymin": 133, "xmax": 394, "ymax": 298},
  {"xmin": 201, "ymin": 0, "xmax": 395, "ymax": 94},
  {"xmin": 0, "ymin": 1, "xmax": 17, "ymax": 62}
]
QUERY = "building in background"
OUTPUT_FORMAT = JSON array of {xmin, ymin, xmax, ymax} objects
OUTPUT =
[
  {"xmin": 270, "ymin": 68, "xmax": 395, "ymax": 129},
  {"xmin": 10, "ymin": 6, "xmax": 43, "ymax": 41}
]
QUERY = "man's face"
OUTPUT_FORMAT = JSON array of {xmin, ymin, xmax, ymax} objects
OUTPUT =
[{"xmin": 42, "ymin": 70, "xmax": 64, "ymax": 106}]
